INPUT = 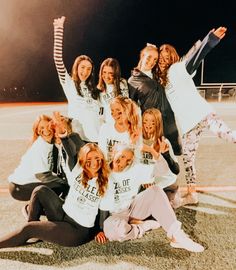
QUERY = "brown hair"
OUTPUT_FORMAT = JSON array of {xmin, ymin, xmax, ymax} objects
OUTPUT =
[
  {"xmin": 158, "ymin": 44, "xmax": 180, "ymax": 87},
  {"xmin": 97, "ymin": 58, "xmax": 122, "ymax": 96},
  {"xmin": 78, "ymin": 143, "xmax": 109, "ymax": 197},
  {"xmin": 71, "ymin": 55, "xmax": 100, "ymax": 99},
  {"xmin": 32, "ymin": 115, "xmax": 52, "ymax": 143},
  {"xmin": 142, "ymin": 108, "xmax": 164, "ymax": 152}
]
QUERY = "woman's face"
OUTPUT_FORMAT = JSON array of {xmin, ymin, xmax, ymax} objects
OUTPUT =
[
  {"xmin": 112, "ymin": 149, "xmax": 134, "ymax": 172},
  {"xmin": 77, "ymin": 60, "xmax": 93, "ymax": 82},
  {"xmin": 141, "ymin": 50, "xmax": 158, "ymax": 71},
  {"xmin": 102, "ymin": 65, "xmax": 115, "ymax": 85},
  {"xmin": 37, "ymin": 119, "xmax": 54, "ymax": 143},
  {"xmin": 159, "ymin": 48, "xmax": 170, "ymax": 71},
  {"xmin": 85, "ymin": 150, "xmax": 102, "ymax": 176},
  {"xmin": 143, "ymin": 113, "xmax": 156, "ymax": 136},
  {"xmin": 111, "ymin": 102, "xmax": 126, "ymax": 123}
]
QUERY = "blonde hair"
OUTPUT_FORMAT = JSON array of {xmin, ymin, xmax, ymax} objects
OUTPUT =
[
  {"xmin": 110, "ymin": 96, "xmax": 141, "ymax": 144},
  {"xmin": 78, "ymin": 143, "xmax": 109, "ymax": 197},
  {"xmin": 137, "ymin": 44, "xmax": 159, "ymax": 71},
  {"xmin": 32, "ymin": 115, "xmax": 52, "ymax": 143},
  {"xmin": 142, "ymin": 108, "xmax": 164, "ymax": 152}
]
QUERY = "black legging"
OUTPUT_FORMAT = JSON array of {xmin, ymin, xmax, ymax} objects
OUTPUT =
[
  {"xmin": 9, "ymin": 180, "xmax": 69, "ymax": 201},
  {"xmin": 0, "ymin": 186, "xmax": 95, "ymax": 248}
]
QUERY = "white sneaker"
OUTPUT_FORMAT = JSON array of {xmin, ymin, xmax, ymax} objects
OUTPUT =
[
  {"xmin": 181, "ymin": 192, "xmax": 199, "ymax": 206},
  {"xmin": 171, "ymin": 229, "xmax": 204, "ymax": 253}
]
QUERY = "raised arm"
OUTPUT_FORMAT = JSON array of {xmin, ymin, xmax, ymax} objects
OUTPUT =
[
  {"xmin": 53, "ymin": 16, "xmax": 67, "ymax": 84},
  {"xmin": 185, "ymin": 26, "xmax": 227, "ymax": 75}
]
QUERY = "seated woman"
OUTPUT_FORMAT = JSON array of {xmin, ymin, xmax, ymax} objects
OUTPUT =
[
  {"xmin": 103, "ymin": 144, "xmax": 204, "ymax": 253},
  {"xmin": 8, "ymin": 114, "xmax": 68, "ymax": 201},
  {"xmin": 0, "ymin": 143, "xmax": 110, "ymax": 247}
]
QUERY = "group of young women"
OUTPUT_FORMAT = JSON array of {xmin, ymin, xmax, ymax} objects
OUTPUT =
[{"xmin": 2, "ymin": 17, "xmax": 235, "ymax": 254}]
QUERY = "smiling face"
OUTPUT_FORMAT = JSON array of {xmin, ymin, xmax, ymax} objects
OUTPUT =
[
  {"xmin": 37, "ymin": 119, "xmax": 54, "ymax": 143},
  {"xmin": 140, "ymin": 49, "xmax": 158, "ymax": 72},
  {"xmin": 85, "ymin": 150, "xmax": 102, "ymax": 176},
  {"xmin": 110, "ymin": 101, "xmax": 126, "ymax": 123},
  {"xmin": 112, "ymin": 149, "xmax": 134, "ymax": 172},
  {"xmin": 102, "ymin": 65, "xmax": 115, "ymax": 85},
  {"xmin": 142, "ymin": 113, "xmax": 156, "ymax": 137},
  {"xmin": 77, "ymin": 60, "xmax": 93, "ymax": 82}
]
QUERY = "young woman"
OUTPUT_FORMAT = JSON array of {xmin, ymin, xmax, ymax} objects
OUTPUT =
[
  {"xmin": 158, "ymin": 26, "xmax": 236, "ymax": 205},
  {"xmin": 53, "ymin": 16, "xmax": 101, "ymax": 143},
  {"xmin": 103, "ymin": 144, "xmax": 204, "ymax": 253},
  {"xmin": 141, "ymin": 108, "xmax": 181, "ymax": 208},
  {"xmin": 128, "ymin": 44, "xmax": 182, "ymax": 156},
  {"xmin": 8, "ymin": 114, "xmax": 68, "ymax": 201},
  {"xmin": 97, "ymin": 58, "xmax": 129, "ymax": 123},
  {"xmin": 98, "ymin": 95, "xmax": 141, "ymax": 162},
  {"xmin": 0, "ymin": 143, "xmax": 110, "ymax": 248}
]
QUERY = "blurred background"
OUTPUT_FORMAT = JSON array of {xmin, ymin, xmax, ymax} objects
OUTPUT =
[{"xmin": 0, "ymin": 0, "xmax": 235, "ymax": 102}]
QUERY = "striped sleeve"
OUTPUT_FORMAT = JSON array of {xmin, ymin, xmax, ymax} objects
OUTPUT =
[{"xmin": 53, "ymin": 26, "xmax": 66, "ymax": 84}]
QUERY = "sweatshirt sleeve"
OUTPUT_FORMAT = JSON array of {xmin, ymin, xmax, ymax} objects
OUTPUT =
[{"xmin": 185, "ymin": 31, "xmax": 221, "ymax": 75}]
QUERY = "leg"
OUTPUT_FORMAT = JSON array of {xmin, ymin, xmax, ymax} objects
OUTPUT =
[
  {"xmin": 206, "ymin": 113, "xmax": 236, "ymax": 142},
  {"xmin": 182, "ymin": 119, "xmax": 207, "ymax": 199},
  {"xmin": 28, "ymin": 186, "xmax": 64, "ymax": 222},
  {"xmin": 9, "ymin": 181, "xmax": 69, "ymax": 201},
  {"xmin": 0, "ymin": 220, "xmax": 90, "ymax": 248}
]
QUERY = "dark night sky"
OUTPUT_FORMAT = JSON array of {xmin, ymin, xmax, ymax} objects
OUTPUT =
[{"xmin": 0, "ymin": 0, "xmax": 236, "ymax": 101}]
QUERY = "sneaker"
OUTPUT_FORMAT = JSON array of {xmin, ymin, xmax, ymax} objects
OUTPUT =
[
  {"xmin": 181, "ymin": 192, "xmax": 199, "ymax": 206},
  {"xmin": 27, "ymin": 238, "xmax": 41, "ymax": 244},
  {"xmin": 171, "ymin": 229, "xmax": 204, "ymax": 253},
  {"xmin": 21, "ymin": 204, "xmax": 29, "ymax": 220}
]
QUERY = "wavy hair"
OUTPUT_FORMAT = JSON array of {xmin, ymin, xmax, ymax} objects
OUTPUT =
[
  {"xmin": 78, "ymin": 143, "xmax": 109, "ymax": 197},
  {"xmin": 142, "ymin": 108, "xmax": 164, "ymax": 152},
  {"xmin": 32, "ymin": 114, "xmax": 53, "ymax": 143},
  {"xmin": 97, "ymin": 58, "xmax": 122, "ymax": 96},
  {"xmin": 158, "ymin": 44, "xmax": 180, "ymax": 87},
  {"xmin": 110, "ymin": 96, "xmax": 141, "ymax": 144},
  {"xmin": 71, "ymin": 55, "xmax": 100, "ymax": 100}
]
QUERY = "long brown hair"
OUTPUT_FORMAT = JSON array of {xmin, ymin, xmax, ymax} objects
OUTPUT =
[
  {"xmin": 78, "ymin": 143, "xmax": 109, "ymax": 197},
  {"xmin": 97, "ymin": 58, "xmax": 122, "ymax": 96},
  {"xmin": 32, "ymin": 115, "xmax": 52, "ymax": 143},
  {"xmin": 142, "ymin": 108, "xmax": 164, "ymax": 152},
  {"xmin": 71, "ymin": 55, "xmax": 100, "ymax": 99},
  {"xmin": 158, "ymin": 44, "xmax": 180, "ymax": 87},
  {"xmin": 110, "ymin": 96, "xmax": 141, "ymax": 144}
]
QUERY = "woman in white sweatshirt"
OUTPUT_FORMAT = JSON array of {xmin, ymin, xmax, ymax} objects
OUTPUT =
[
  {"xmin": 103, "ymin": 144, "xmax": 204, "ymax": 253},
  {"xmin": 53, "ymin": 16, "xmax": 101, "ymax": 142},
  {"xmin": 158, "ymin": 26, "xmax": 236, "ymax": 205}
]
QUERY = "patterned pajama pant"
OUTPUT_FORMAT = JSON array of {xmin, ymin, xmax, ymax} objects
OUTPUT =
[{"xmin": 182, "ymin": 113, "xmax": 236, "ymax": 186}]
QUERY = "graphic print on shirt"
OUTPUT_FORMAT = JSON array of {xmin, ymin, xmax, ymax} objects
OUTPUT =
[
  {"xmin": 141, "ymin": 151, "xmax": 155, "ymax": 165},
  {"xmin": 106, "ymin": 139, "xmax": 121, "ymax": 162},
  {"xmin": 80, "ymin": 84, "xmax": 94, "ymax": 105},
  {"xmin": 73, "ymin": 174, "xmax": 100, "ymax": 204},
  {"xmin": 113, "ymin": 178, "xmax": 131, "ymax": 203}
]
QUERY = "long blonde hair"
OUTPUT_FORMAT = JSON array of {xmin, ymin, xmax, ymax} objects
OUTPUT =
[
  {"xmin": 32, "ymin": 115, "xmax": 52, "ymax": 143},
  {"xmin": 110, "ymin": 96, "xmax": 141, "ymax": 144},
  {"xmin": 78, "ymin": 143, "xmax": 109, "ymax": 197},
  {"xmin": 142, "ymin": 108, "xmax": 164, "ymax": 152}
]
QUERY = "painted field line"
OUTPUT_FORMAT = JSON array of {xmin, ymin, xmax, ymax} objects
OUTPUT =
[{"xmin": 180, "ymin": 185, "xmax": 236, "ymax": 192}]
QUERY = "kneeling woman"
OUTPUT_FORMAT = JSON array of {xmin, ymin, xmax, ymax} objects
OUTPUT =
[
  {"xmin": 0, "ymin": 143, "xmax": 109, "ymax": 247},
  {"xmin": 103, "ymin": 144, "xmax": 204, "ymax": 253}
]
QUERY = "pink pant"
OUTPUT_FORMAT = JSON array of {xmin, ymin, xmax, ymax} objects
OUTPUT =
[{"xmin": 104, "ymin": 186, "xmax": 180, "ymax": 241}]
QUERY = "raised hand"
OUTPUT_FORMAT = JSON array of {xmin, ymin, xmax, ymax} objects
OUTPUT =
[
  {"xmin": 53, "ymin": 16, "xmax": 66, "ymax": 28},
  {"xmin": 213, "ymin": 26, "xmax": 227, "ymax": 40}
]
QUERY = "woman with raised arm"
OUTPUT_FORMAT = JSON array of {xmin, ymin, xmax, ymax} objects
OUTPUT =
[
  {"xmin": 53, "ymin": 16, "xmax": 101, "ymax": 143},
  {"xmin": 0, "ymin": 143, "xmax": 110, "ymax": 247},
  {"xmin": 128, "ymin": 44, "xmax": 182, "ymax": 156},
  {"xmin": 97, "ymin": 58, "xmax": 129, "ymax": 123},
  {"xmin": 158, "ymin": 26, "xmax": 236, "ymax": 205}
]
